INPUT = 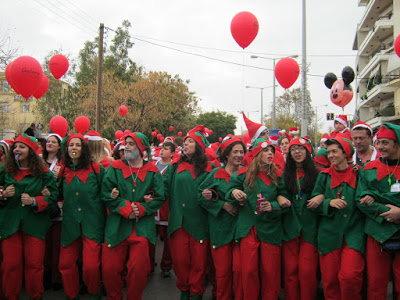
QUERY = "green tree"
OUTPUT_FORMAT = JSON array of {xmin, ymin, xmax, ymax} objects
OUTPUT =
[{"xmin": 196, "ymin": 111, "xmax": 237, "ymax": 143}]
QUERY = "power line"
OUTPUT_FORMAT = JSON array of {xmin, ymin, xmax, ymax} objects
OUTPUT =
[{"xmin": 63, "ymin": 0, "xmax": 100, "ymax": 25}]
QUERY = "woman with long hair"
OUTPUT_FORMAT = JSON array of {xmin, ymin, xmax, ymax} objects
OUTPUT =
[
  {"xmin": 226, "ymin": 138, "xmax": 286, "ymax": 300},
  {"xmin": 278, "ymin": 137, "xmax": 320, "ymax": 300},
  {"xmin": 84, "ymin": 130, "xmax": 114, "ymax": 169},
  {"xmin": 58, "ymin": 133, "xmax": 106, "ymax": 300},
  {"xmin": 0, "ymin": 134, "xmax": 58, "ymax": 300},
  {"xmin": 163, "ymin": 125, "xmax": 214, "ymax": 300},
  {"xmin": 42, "ymin": 133, "xmax": 63, "ymax": 177},
  {"xmin": 199, "ymin": 137, "xmax": 246, "ymax": 300}
]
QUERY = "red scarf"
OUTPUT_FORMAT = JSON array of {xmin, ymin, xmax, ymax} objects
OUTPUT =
[{"xmin": 322, "ymin": 165, "xmax": 356, "ymax": 189}]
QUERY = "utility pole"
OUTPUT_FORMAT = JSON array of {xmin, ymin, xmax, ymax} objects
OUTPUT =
[
  {"xmin": 95, "ymin": 23, "xmax": 104, "ymax": 133},
  {"xmin": 301, "ymin": 0, "xmax": 308, "ymax": 136}
]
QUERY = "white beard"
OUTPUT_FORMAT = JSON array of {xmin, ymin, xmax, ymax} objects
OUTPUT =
[{"xmin": 124, "ymin": 148, "xmax": 141, "ymax": 161}]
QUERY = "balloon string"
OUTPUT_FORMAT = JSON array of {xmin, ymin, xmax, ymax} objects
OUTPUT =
[{"xmin": 241, "ymin": 52, "xmax": 245, "ymax": 112}]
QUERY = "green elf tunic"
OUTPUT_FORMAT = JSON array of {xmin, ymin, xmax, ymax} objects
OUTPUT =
[
  {"xmin": 281, "ymin": 169, "xmax": 318, "ymax": 246},
  {"xmin": 102, "ymin": 160, "xmax": 165, "ymax": 247},
  {"xmin": 58, "ymin": 162, "xmax": 106, "ymax": 247},
  {"xmin": 0, "ymin": 167, "xmax": 58, "ymax": 240},
  {"xmin": 198, "ymin": 167, "xmax": 238, "ymax": 249},
  {"xmin": 311, "ymin": 166, "xmax": 365, "ymax": 255},
  {"xmin": 356, "ymin": 158, "xmax": 400, "ymax": 243},
  {"xmin": 163, "ymin": 159, "xmax": 213, "ymax": 242},
  {"xmin": 226, "ymin": 167, "xmax": 286, "ymax": 246}
]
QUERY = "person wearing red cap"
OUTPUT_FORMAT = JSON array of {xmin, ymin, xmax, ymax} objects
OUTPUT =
[
  {"xmin": 0, "ymin": 134, "xmax": 59, "ymax": 300},
  {"xmin": 277, "ymin": 137, "xmax": 320, "ymax": 300},
  {"xmin": 320, "ymin": 133, "xmax": 330, "ymax": 149},
  {"xmin": 314, "ymin": 147, "xmax": 331, "ymax": 172},
  {"xmin": 85, "ymin": 130, "xmax": 114, "ymax": 169},
  {"xmin": 57, "ymin": 133, "xmax": 106, "ymax": 300},
  {"xmin": 199, "ymin": 136, "xmax": 246, "ymax": 300},
  {"xmin": 311, "ymin": 137, "xmax": 365, "ymax": 300},
  {"xmin": 102, "ymin": 132, "xmax": 165, "ymax": 300},
  {"xmin": 331, "ymin": 115, "xmax": 352, "ymax": 141},
  {"xmin": 351, "ymin": 121, "xmax": 380, "ymax": 166},
  {"xmin": 163, "ymin": 125, "xmax": 214, "ymax": 300},
  {"xmin": 356, "ymin": 123, "xmax": 400, "ymax": 299},
  {"xmin": 226, "ymin": 138, "xmax": 286, "ymax": 300}
]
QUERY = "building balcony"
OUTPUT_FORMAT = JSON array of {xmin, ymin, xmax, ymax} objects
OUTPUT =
[
  {"xmin": 358, "ymin": 18, "xmax": 393, "ymax": 57},
  {"xmin": 359, "ymin": 82, "xmax": 395, "ymax": 109},
  {"xmin": 358, "ymin": 0, "xmax": 368, "ymax": 6},
  {"xmin": 366, "ymin": 115, "xmax": 400, "ymax": 129},
  {"xmin": 358, "ymin": 0, "xmax": 392, "ymax": 31},
  {"xmin": 358, "ymin": 53, "xmax": 390, "ymax": 80}
]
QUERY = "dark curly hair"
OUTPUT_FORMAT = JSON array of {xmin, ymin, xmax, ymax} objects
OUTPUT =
[
  {"xmin": 42, "ymin": 136, "xmax": 62, "ymax": 162},
  {"xmin": 284, "ymin": 147, "xmax": 318, "ymax": 194},
  {"xmin": 220, "ymin": 141, "xmax": 246, "ymax": 165},
  {"xmin": 180, "ymin": 142, "xmax": 208, "ymax": 177},
  {"xmin": 62, "ymin": 137, "xmax": 92, "ymax": 169},
  {"xmin": 4, "ymin": 144, "xmax": 47, "ymax": 177}
]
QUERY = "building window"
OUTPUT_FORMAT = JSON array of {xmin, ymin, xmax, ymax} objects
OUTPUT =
[
  {"xmin": 1, "ymin": 80, "xmax": 9, "ymax": 93},
  {"xmin": 21, "ymin": 102, "xmax": 30, "ymax": 113},
  {"xmin": 1, "ymin": 102, "xmax": 8, "ymax": 112}
]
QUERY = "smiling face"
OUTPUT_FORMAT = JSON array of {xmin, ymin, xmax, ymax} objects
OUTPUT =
[
  {"xmin": 183, "ymin": 137, "xmax": 197, "ymax": 157},
  {"xmin": 13, "ymin": 142, "xmax": 30, "ymax": 163},
  {"xmin": 46, "ymin": 136, "xmax": 61, "ymax": 154},
  {"xmin": 327, "ymin": 143, "xmax": 347, "ymax": 167},
  {"xmin": 226, "ymin": 143, "xmax": 245, "ymax": 167},
  {"xmin": 376, "ymin": 138, "xmax": 400, "ymax": 160},
  {"xmin": 68, "ymin": 138, "xmax": 82, "ymax": 160}
]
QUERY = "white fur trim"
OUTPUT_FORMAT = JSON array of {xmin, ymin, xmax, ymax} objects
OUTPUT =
[
  {"xmin": 46, "ymin": 133, "xmax": 62, "ymax": 142},
  {"xmin": 84, "ymin": 135, "xmax": 103, "ymax": 141},
  {"xmin": 352, "ymin": 124, "xmax": 373, "ymax": 135},
  {"xmin": 334, "ymin": 117, "xmax": 347, "ymax": 128},
  {"xmin": 0, "ymin": 140, "xmax": 10, "ymax": 150},
  {"xmin": 104, "ymin": 147, "xmax": 110, "ymax": 157},
  {"xmin": 251, "ymin": 125, "xmax": 268, "ymax": 142}
]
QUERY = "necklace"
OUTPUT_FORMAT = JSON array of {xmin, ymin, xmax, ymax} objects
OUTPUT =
[
  {"xmin": 386, "ymin": 158, "xmax": 400, "ymax": 186},
  {"xmin": 128, "ymin": 162, "xmax": 142, "ymax": 192},
  {"xmin": 296, "ymin": 169, "xmax": 302, "ymax": 200}
]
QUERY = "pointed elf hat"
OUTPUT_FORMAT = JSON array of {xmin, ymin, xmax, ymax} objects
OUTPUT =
[
  {"xmin": 84, "ymin": 130, "xmax": 103, "ymax": 141},
  {"xmin": 184, "ymin": 125, "xmax": 210, "ymax": 150},
  {"xmin": 326, "ymin": 136, "xmax": 354, "ymax": 159},
  {"xmin": 125, "ymin": 132, "xmax": 151, "ymax": 156},
  {"xmin": 376, "ymin": 123, "xmax": 400, "ymax": 143},
  {"xmin": 252, "ymin": 138, "xmax": 275, "ymax": 158},
  {"xmin": 314, "ymin": 147, "xmax": 330, "ymax": 167},
  {"xmin": 13, "ymin": 134, "xmax": 39, "ymax": 152},
  {"xmin": 242, "ymin": 112, "xmax": 268, "ymax": 143}
]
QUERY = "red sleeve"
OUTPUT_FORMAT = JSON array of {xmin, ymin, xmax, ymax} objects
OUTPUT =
[
  {"xmin": 35, "ymin": 196, "xmax": 49, "ymax": 212},
  {"xmin": 118, "ymin": 200, "xmax": 134, "ymax": 218},
  {"xmin": 134, "ymin": 202, "xmax": 146, "ymax": 218}
]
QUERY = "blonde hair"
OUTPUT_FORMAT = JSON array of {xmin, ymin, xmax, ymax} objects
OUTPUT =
[
  {"xmin": 88, "ymin": 140, "xmax": 106, "ymax": 163},
  {"xmin": 245, "ymin": 147, "xmax": 278, "ymax": 189},
  {"xmin": 103, "ymin": 138, "xmax": 112, "ymax": 157}
]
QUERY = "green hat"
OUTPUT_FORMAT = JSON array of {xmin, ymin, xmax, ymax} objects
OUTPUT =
[{"xmin": 125, "ymin": 132, "xmax": 151, "ymax": 156}]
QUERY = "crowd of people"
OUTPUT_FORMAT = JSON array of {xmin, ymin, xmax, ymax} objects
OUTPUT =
[{"xmin": 0, "ymin": 112, "xmax": 399, "ymax": 300}]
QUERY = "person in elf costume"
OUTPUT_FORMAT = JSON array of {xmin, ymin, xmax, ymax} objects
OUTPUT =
[
  {"xmin": 163, "ymin": 125, "xmax": 214, "ymax": 300},
  {"xmin": 57, "ymin": 134, "xmax": 106, "ymax": 300},
  {"xmin": 277, "ymin": 137, "xmax": 320, "ymax": 300},
  {"xmin": 84, "ymin": 130, "xmax": 114, "ymax": 169},
  {"xmin": 199, "ymin": 136, "xmax": 246, "ymax": 300},
  {"xmin": 0, "ymin": 134, "xmax": 58, "ymax": 300},
  {"xmin": 311, "ymin": 137, "xmax": 365, "ymax": 300},
  {"xmin": 101, "ymin": 132, "xmax": 165, "ymax": 300},
  {"xmin": 356, "ymin": 123, "xmax": 400, "ymax": 300},
  {"xmin": 226, "ymin": 138, "xmax": 286, "ymax": 300}
]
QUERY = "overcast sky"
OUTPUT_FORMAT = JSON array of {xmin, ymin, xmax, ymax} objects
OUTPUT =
[{"xmin": 2, "ymin": 0, "xmax": 364, "ymax": 136}]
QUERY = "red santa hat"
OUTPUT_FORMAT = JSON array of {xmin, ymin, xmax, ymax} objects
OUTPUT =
[
  {"xmin": 164, "ymin": 136, "xmax": 176, "ymax": 143},
  {"xmin": 289, "ymin": 127, "xmax": 299, "ymax": 136},
  {"xmin": 242, "ymin": 112, "xmax": 268, "ymax": 143},
  {"xmin": 46, "ymin": 133, "xmax": 62, "ymax": 143},
  {"xmin": 352, "ymin": 121, "xmax": 373, "ymax": 136},
  {"xmin": 335, "ymin": 115, "xmax": 348, "ymax": 128},
  {"xmin": 269, "ymin": 135, "xmax": 279, "ymax": 145},
  {"xmin": 84, "ymin": 130, "xmax": 103, "ymax": 141},
  {"xmin": 320, "ymin": 133, "xmax": 330, "ymax": 142}
]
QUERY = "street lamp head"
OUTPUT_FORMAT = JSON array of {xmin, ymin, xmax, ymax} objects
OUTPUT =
[{"xmin": 251, "ymin": 55, "xmax": 259, "ymax": 59}]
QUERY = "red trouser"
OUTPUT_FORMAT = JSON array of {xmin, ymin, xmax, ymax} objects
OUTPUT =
[
  {"xmin": 366, "ymin": 235, "xmax": 400, "ymax": 300},
  {"xmin": 319, "ymin": 243, "xmax": 364, "ymax": 300},
  {"xmin": 240, "ymin": 226, "xmax": 281, "ymax": 300},
  {"xmin": 59, "ymin": 236, "xmax": 102, "ymax": 299},
  {"xmin": 169, "ymin": 227, "xmax": 208, "ymax": 296},
  {"xmin": 44, "ymin": 221, "xmax": 62, "ymax": 285},
  {"xmin": 282, "ymin": 236, "xmax": 319, "ymax": 300},
  {"xmin": 102, "ymin": 227, "xmax": 150, "ymax": 300},
  {"xmin": 148, "ymin": 225, "xmax": 172, "ymax": 272},
  {"xmin": 1, "ymin": 230, "xmax": 46, "ymax": 300},
  {"xmin": 211, "ymin": 241, "xmax": 244, "ymax": 300}
]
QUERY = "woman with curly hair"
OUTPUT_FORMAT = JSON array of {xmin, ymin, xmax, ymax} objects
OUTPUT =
[
  {"xmin": 57, "ymin": 133, "xmax": 106, "ymax": 300},
  {"xmin": 163, "ymin": 125, "xmax": 214, "ymax": 300},
  {"xmin": 226, "ymin": 138, "xmax": 286, "ymax": 300},
  {"xmin": 0, "ymin": 134, "xmax": 58, "ymax": 300}
]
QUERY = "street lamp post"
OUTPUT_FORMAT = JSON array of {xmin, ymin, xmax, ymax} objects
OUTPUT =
[
  {"xmin": 246, "ymin": 85, "xmax": 276, "ymax": 124},
  {"xmin": 251, "ymin": 54, "xmax": 298, "ymax": 130}
]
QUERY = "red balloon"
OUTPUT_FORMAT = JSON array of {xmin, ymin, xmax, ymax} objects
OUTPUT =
[
  {"xmin": 74, "ymin": 116, "xmax": 90, "ymax": 133},
  {"xmin": 160, "ymin": 137, "xmax": 165, "ymax": 143},
  {"xmin": 330, "ymin": 79, "xmax": 353, "ymax": 109},
  {"xmin": 230, "ymin": 12, "xmax": 259, "ymax": 49},
  {"xmin": 49, "ymin": 54, "xmax": 69, "ymax": 79},
  {"xmin": 119, "ymin": 105, "xmax": 128, "ymax": 117},
  {"xmin": 275, "ymin": 57, "xmax": 300, "ymax": 89},
  {"xmin": 178, "ymin": 131, "xmax": 182, "ymax": 137},
  {"xmin": 33, "ymin": 74, "xmax": 49, "ymax": 99},
  {"xmin": 395, "ymin": 35, "xmax": 400, "ymax": 58},
  {"xmin": 5, "ymin": 62, "xmax": 20, "ymax": 94},
  {"xmin": 219, "ymin": 137, "xmax": 223, "ymax": 142},
  {"xmin": 115, "ymin": 130, "xmax": 124, "ymax": 139},
  {"xmin": 49, "ymin": 116, "xmax": 68, "ymax": 137},
  {"xmin": 124, "ymin": 129, "xmax": 130, "ymax": 135},
  {"xmin": 10, "ymin": 56, "xmax": 43, "ymax": 98},
  {"xmin": 152, "ymin": 131, "xmax": 157, "ymax": 137},
  {"xmin": 157, "ymin": 133, "xmax": 162, "ymax": 140},
  {"xmin": 209, "ymin": 129, "xmax": 213, "ymax": 136},
  {"xmin": 169, "ymin": 126, "xmax": 174, "ymax": 132},
  {"xmin": 242, "ymin": 132, "xmax": 251, "ymax": 144}
]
